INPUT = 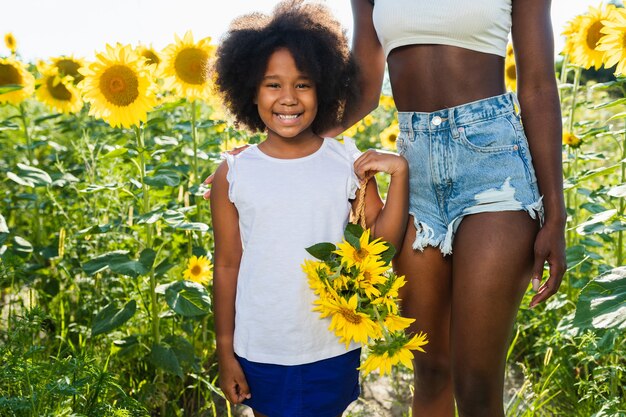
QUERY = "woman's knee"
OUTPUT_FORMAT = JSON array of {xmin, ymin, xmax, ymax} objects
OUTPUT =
[
  {"xmin": 413, "ymin": 355, "xmax": 452, "ymax": 398},
  {"xmin": 453, "ymin": 371, "xmax": 502, "ymax": 416}
]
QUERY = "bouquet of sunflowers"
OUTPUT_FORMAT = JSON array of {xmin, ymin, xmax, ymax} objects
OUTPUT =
[{"xmin": 302, "ymin": 186, "xmax": 428, "ymax": 376}]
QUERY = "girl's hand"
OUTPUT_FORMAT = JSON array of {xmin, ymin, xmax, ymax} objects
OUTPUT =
[
  {"xmin": 529, "ymin": 220, "xmax": 566, "ymax": 308},
  {"xmin": 203, "ymin": 145, "xmax": 250, "ymax": 200},
  {"xmin": 218, "ymin": 356, "xmax": 251, "ymax": 404},
  {"xmin": 353, "ymin": 149, "xmax": 408, "ymax": 181}
]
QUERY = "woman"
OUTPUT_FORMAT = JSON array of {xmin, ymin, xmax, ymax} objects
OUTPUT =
[{"xmin": 342, "ymin": 1, "xmax": 566, "ymax": 416}]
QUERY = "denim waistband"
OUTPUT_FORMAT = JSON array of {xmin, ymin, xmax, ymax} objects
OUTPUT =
[{"xmin": 398, "ymin": 92, "xmax": 520, "ymax": 132}]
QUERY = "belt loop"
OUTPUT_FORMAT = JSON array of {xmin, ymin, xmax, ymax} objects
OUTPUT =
[
  {"xmin": 510, "ymin": 92, "xmax": 521, "ymax": 116},
  {"xmin": 449, "ymin": 108, "xmax": 459, "ymax": 138}
]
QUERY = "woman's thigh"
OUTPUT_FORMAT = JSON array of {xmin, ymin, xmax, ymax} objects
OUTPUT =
[{"xmin": 450, "ymin": 210, "xmax": 538, "ymax": 383}]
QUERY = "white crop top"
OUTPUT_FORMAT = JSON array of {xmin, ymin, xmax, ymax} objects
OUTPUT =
[{"xmin": 372, "ymin": 0, "xmax": 512, "ymax": 58}]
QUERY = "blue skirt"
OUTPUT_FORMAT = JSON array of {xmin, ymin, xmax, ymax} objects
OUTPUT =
[{"xmin": 236, "ymin": 348, "xmax": 361, "ymax": 417}]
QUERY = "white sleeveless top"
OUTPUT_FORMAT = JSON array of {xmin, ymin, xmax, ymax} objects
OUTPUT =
[
  {"xmin": 372, "ymin": 0, "xmax": 512, "ymax": 58},
  {"xmin": 225, "ymin": 137, "xmax": 362, "ymax": 365}
]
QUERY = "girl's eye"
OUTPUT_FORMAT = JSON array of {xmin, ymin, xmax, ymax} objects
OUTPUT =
[
  {"xmin": 266, "ymin": 83, "xmax": 280, "ymax": 88},
  {"xmin": 296, "ymin": 83, "xmax": 311, "ymax": 89}
]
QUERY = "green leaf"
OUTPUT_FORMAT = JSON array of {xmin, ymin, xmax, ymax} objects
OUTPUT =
[
  {"xmin": 305, "ymin": 242, "xmax": 336, "ymax": 261},
  {"xmin": 573, "ymin": 266, "xmax": 626, "ymax": 330},
  {"xmin": 139, "ymin": 248, "xmax": 156, "ymax": 270},
  {"xmin": 12, "ymin": 236, "xmax": 33, "ymax": 254},
  {"xmin": 173, "ymin": 222, "xmax": 209, "ymax": 232},
  {"xmin": 91, "ymin": 300, "xmax": 137, "ymax": 336},
  {"xmin": 607, "ymin": 184, "xmax": 626, "ymax": 198},
  {"xmin": 109, "ymin": 258, "xmax": 149, "ymax": 278},
  {"xmin": 82, "ymin": 250, "xmax": 130, "ymax": 275},
  {"xmin": 344, "ymin": 223, "xmax": 364, "ymax": 250},
  {"xmin": 590, "ymin": 97, "xmax": 626, "ymax": 110},
  {"xmin": 379, "ymin": 243, "xmax": 396, "ymax": 265},
  {"xmin": 0, "ymin": 214, "xmax": 8, "ymax": 234},
  {"xmin": 574, "ymin": 209, "xmax": 617, "ymax": 234},
  {"xmin": 144, "ymin": 169, "xmax": 181, "ymax": 188},
  {"xmin": 7, "ymin": 164, "xmax": 53, "ymax": 187},
  {"xmin": 100, "ymin": 147, "xmax": 128, "ymax": 160},
  {"xmin": 149, "ymin": 343, "xmax": 183, "ymax": 378},
  {"xmin": 164, "ymin": 280, "xmax": 212, "ymax": 317},
  {"xmin": 0, "ymin": 84, "xmax": 23, "ymax": 94}
]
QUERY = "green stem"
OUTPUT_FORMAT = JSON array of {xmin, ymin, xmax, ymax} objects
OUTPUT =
[
  {"xmin": 617, "ymin": 121, "xmax": 626, "ymax": 266},
  {"xmin": 19, "ymin": 103, "xmax": 42, "ymax": 246},
  {"xmin": 135, "ymin": 126, "xmax": 159, "ymax": 346},
  {"xmin": 191, "ymin": 100, "xmax": 199, "ymax": 185},
  {"xmin": 566, "ymin": 67, "xmax": 582, "ymax": 247}
]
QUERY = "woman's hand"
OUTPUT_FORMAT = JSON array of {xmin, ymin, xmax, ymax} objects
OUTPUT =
[
  {"xmin": 202, "ymin": 145, "xmax": 250, "ymax": 200},
  {"xmin": 218, "ymin": 355, "xmax": 251, "ymax": 405},
  {"xmin": 353, "ymin": 149, "xmax": 408, "ymax": 182},
  {"xmin": 529, "ymin": 220, "xmax": 566, "ymax": 308}
]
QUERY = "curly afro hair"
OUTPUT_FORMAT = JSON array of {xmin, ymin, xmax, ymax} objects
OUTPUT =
[{"xmin": 212, "ymin": 0, "xmax": 359, "ymax": 134}]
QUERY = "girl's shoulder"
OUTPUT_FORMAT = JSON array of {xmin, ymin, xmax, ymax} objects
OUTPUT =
[{"xmin": 325, "ymin": 136, "xmax": 362, "ymax": 163}]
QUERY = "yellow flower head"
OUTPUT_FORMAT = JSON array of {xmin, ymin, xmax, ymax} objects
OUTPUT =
[
  {"xmin": 36, "ymin": 69, "xmax": 83, "ymax": 114},
  {"xmin": 160, "ymin": 31, "xmax": 217, "ymax": 102},
  {"xmin": 504, "ymin": 43, "xmax": 517, "ymax": 92},
  {"xmin": 359, "ymin": 332, "xmax": 428, "ymax": 376},
  {"xmin": 597, "ymin": 7, "xmax": 626, "ymax": 76},
  {"xmin": 562, "ymin": 15, "xmax": 585, "ymax": 57},
  {"xmin": 183, "ymin": 255, "xmax": 213, "ymax": 285},
  {"xmin": 136, "ymin": 44, "xmax": 162, "ymax": 67},
  {"xmin": 4, "ymin": 32, "xmax": 17, "ymax": 54},
  {"xmin": 321, "ymin": 294, "xmax": 381, "ymax": 348},
  {"xmin": 50, "ymin": 56, "xmax": 86, "ymax": 85},
  {"xmin": 334, "ymin": 228, "xmax": 389, "ymax": 268},
  {"xmin": 384, "ymin": 314, "xmax": 415, "ymax": 332},
  {"xmin": 371, "ymin": 274, "xmax": 407, "ymax": 314},
  {"xmin": 0, "ymin": 57, "xmax": 35, "ymax": 105},
  {"xmin": 563, "ymin": 131, "xmax": 582, "ymax": 148},
  {"xmin": 354, "ymin": 257, "xmax": 389, "ymax": 299},
  {"xmin": 79, "ymin": 43, "xmax": 158, "ymax": 128},
  {"xmin": 378, "ymin": 94, "xmax": 395, "ymax": 109},
  {"xmin": 569, "ymin": 4, "xmax": 615, "ymax": 69},
  {"xmin": 380, "ymin": 121, "xmax": 399, "ymax": 150}
]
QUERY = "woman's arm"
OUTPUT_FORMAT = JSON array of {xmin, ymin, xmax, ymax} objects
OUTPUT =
[
  {"xmin": 511, "ymin": 0, "xmax": 567, "ymax": 307},
  {"xmin": 353, "ymin": 150, "xmax": 409, "ymax": 252},
  {"xmin": 210, "ymin": 161, "xmax": 250, "ymax": 404},
  {"xmin": 325, "ymin": 0, "xmax": 387, "ymax": 137}
]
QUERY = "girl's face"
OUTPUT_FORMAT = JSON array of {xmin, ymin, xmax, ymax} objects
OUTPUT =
[{"xmin": 256, "ymin": 48, "xmax": 318, "ymax": 142}]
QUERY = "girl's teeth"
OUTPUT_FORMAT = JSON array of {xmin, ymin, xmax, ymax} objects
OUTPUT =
[{"xmin": 278, "ymin": 114, "xmax": 298, "ymax": 119}]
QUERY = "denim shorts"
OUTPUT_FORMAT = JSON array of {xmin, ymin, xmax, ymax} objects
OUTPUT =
[
  {"xmin": 396, "ymin": 92, "xmax": 543, "ymax": 255},
  {"xmin": 237, "ymin": 348, "xmax": 361, "ymax": 417}
]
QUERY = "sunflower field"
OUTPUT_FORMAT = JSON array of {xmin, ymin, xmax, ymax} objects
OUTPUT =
[{"xmin": 1, "ymin": 2, "xmax": 625, "ymax": 416}]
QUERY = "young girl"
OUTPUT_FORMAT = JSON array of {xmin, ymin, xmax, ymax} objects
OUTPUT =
[{"xmin": 209, "ymin": 1, "xmax": 408, "ymax": 416}]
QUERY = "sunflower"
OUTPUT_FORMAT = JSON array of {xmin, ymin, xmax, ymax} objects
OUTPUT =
[
  {"xmin": 597, "ymin": 7, "xmax": 626, "ymax": 76},
  {"xmin": 371, "ymin": 274, "xmax": 407, "ymax": 314},
  {"xmin": 354, "ymin": 257, "xmax": 389, "ymax": 299},
  {"xmin": 160, "ymin": 31, "xmax": 216, "ymax": 101},
  {"xmin": 319, "ymin": 294, "xmax": 381, "ymax": 348},
  {"xmin": 334, "ymin": 228, "xmax": 389, "ymax": 268},
  {"xmin": 504, "ymin": 43, "xmax": 517, "ymax": 92},
  {"xmin": 563, "ymin": 131, "xmax": 582, "ymax": 148},
  {"xmin": 359, "ymin": 332, "xmax": 428, "ymax": 376},
  {"xmin": 183, "ymin": 255, "xmax": 213, "ymax": 285},
  {"xmin": 384, "ymin": 314, "xmax": 415, "ymax": 332},
  {"xmin": 378, "ymin": 94, "xmax": 395, "ymax": 109},
  {"xmin": 79, "ymin": 43, "xmax": 157, "ymax": 128},
  {"xmin": 4, "ymin": 33, "xmax": 17, "ymax": 54},
  {"xmin": 379, "ymin": 121, "xmax": 399, "ymax": 150},
  {"xmin": 136, "ymin": 44, "xmax": 161, "ymax": 67},
  {"xmin": 561, "ymin": 14, "xmax": 585, "ymax": 57},
  {"xmin": 0, "ymin": 57, "xmax": 35, "ymax": 105},
  {"xmin": 36, "ymin": 69, "xmax": 83, "ymax": 114},
  {"xmin": 569, "ymin": 4, "xmax": 615, "ymax": 69}
]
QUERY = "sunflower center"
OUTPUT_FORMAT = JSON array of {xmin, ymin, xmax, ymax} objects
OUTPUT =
[
  {"xmin": 388, "ymin": 133, "xmax": 397, "ymax": 143},
  {"xmin": 174, "ymin": 48, "xmax": 209, "ymax": 85},
  {"xmin": 0, "ymin": 63, "xmax": 22, "ymax": 86},
  {"xmin": 586, "ymin": 21, "xmax": 605, "ymax": 50},
  {"xmin": 56, "ymin": 59, "xmax": 83, "ymax": 83},
  {"xmin": 99, "ymin": 65, "xmax": 139, "ymax": 106},
  {"xmin": 46, "ymin": 77, "xmax": 72, "ymax": 101},
  {"xmin": 141, "ymin": 50, "xmax": 160, "ymax": 66},
  {"xmin": 191, "ymin": 265, "xmax": 202, "ymax": 276},
  {"xmin": 354, "ymin": 248, "xmax": 370, "ymax": 262},
  {"xmin": 339, "ymin": 307, "xmax": 363, "ymax": 324},
  {"xmin": 506, "ymin": 64, "xmax": 517, "ymax": 80},
  {"xmin": 622, "ymin": 33, "xmax": 626, "ymax": 50}
]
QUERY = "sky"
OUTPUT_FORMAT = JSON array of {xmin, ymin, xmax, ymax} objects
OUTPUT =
[{"xmin": 2, "ymin": 0, "xmax": 602, "ymax": 63}]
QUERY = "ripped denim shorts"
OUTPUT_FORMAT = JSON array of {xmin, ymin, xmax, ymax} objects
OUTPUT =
[{"xmin": 396, "ymin": 92, "xmax": 543, "ymax": 256}]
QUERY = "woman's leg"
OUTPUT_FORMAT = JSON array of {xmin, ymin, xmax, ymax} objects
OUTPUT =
[
  {"xmin": 450, "ymin": 211, "xmax": 538, "ymax": 417},
  {"xmin": 394, "ymin": 217, "xmax": 455, "ymax": 417}
]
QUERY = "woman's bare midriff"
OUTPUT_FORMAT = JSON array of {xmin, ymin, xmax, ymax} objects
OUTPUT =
[{"xmin": 386, "ymin": 44, "xmax": 506, "ymax": 112}]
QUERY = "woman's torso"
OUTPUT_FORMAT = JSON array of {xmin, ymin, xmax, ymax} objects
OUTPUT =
[{"xmin": 372, "ymin": 0, "xmax": 513, "ymax": 112}]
